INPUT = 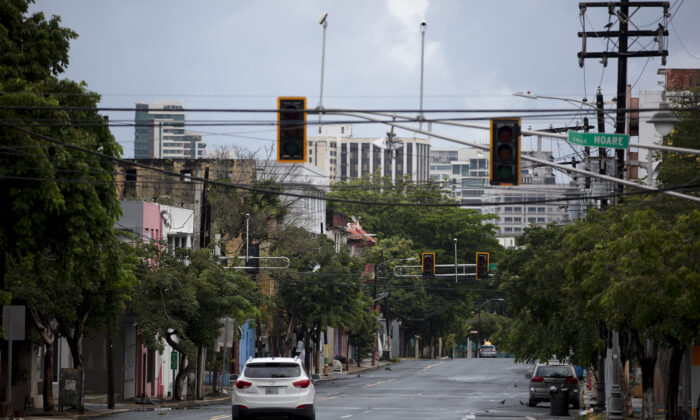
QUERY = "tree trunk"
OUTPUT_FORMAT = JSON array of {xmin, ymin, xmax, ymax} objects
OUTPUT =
[
  {"xmin": 282, "ymin": 314, "xmax": 296, "ymax": 358},
  {"xmin": 356, "ymin": 345, "xmax": 361, "ymax": 367},
  {"xmin": 106, "ymin": 324, "xmax": 115, "ymax": 409},
  {"xmin": 165, "ymin": 332, "xmax": 191, "ymax": 401},
  {"xmin": 636, "ymin": 338, "xmax": 657, "ymax": 420},
  {"xmin": 196, "ymin": 346, "xmax": 205, "ymax": 400},
  {"xmin": 663, "ymin": 346, "xmax": 685, "ymax": 420},
  {"xmin": 313, "ymin": 330, "xmax": 321, "ymax": 375},
  {"xmin": 42, "ymin": 339, "xmax": 54, "ymax": 412}
]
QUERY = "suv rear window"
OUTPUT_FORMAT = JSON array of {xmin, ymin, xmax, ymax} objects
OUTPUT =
[
  {"xmin": 244, "ymin": 363, "xmax": 301, "ymax": 378},
  {"xmin": 535, "ymin": 366, "xmax": 574, "ymax": 378},
  {"xmin": 481, "ymin": 345, "xmax": 495, "ymax": 350}
]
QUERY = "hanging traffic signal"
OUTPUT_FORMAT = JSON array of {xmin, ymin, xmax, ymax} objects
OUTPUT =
[
  {"xmin": 247, "ymin": 243, "xmax": 260, "ymax": 274},
  {"xmin": 277, "ymin": 97, "xmax": 307, "ymax": 163},
  {"xmin": 489, "ymin": 118, "xmax": 521, "ymax": 186},
  {"xmin": 421, "ymin": 252, "xmax": 435, "ymax": 277},
  {"xmin": 475, "ymin": 252, "xmax": 489, "ymax": 280}
]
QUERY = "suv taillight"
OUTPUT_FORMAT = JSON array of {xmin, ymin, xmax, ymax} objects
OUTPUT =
[
  {"xmin": 235, "ymin": 379, "xmax": 252, "ymax": 389},
  {"xmin": 293, "ymin": 379, "xmax": 311, "ymax": 388},
  {"xmin": 531, "ymin": 376, "xmax": 544, "ymax": 383},
  {"xmin": 565, "ymin": 378, "xmax": 578, "ymax": 384}
]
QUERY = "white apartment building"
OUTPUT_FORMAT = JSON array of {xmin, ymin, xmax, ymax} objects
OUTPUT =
[
  {"xmin": 258, "ymin": 161, "xmax": 327, "ymax": 235},
  {"xmin": 307, "ymin": 124, "xmax": 431, "ymax": 183},
  {"xmin": 134, "ymin": 100, "xmax": 206, "ymax": 159}
]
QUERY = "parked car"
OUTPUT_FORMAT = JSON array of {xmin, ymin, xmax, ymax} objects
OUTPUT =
[
  {"xmin": 528, "ymin": 363, "xmax": 581, "ymax": 409},
  {"xmin": 479, "ymin": 344, "xmax": 497, "ymax": 358},
  {"xmin": 231, "ymin": 357, "xmax": 318, "ymax": 420}
]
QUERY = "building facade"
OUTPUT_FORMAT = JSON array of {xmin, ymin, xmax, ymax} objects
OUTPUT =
[
  {"xmin": 134, "ymin": 101, "xmax": 206, "ymax": 159},
  {"xmin": 307, "ymin": 124, "xmax": 431, "ymax": 183}
]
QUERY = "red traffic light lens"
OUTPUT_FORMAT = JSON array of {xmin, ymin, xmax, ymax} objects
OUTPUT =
[
  {"xmin": 282, "ymin": 104, "xmax": 302, "ymax": 120},
  {"xmin": 497, "ymin": 125, "xmax": 514, "ymax": 141}
]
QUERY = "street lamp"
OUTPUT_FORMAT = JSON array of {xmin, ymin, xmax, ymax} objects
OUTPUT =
[
  {"xmin": 419, "ymin": 20, "xmax": 427, "ymax": 131},
  {"xmin": 317, "ymin": 12, "xmax": 328, "ymax": 125},
  {"xmin": 475, "ymin": 298, "xmax": 505, "ymax": 357},
  {"xmin": 647, "ymin": 94, "xmax": 679, "ymax": 136}
]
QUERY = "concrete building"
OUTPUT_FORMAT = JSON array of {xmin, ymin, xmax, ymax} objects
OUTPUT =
[
  {"xmin": 258, "ymin": 161, "xmax": 327, "ymax": 235},
  {"xmin": 134, "ymin": 101, "xmax": 206, "ymax": 159},
  {"xmin": 307, "ymin": 124, "xmax": 431, "ymax": 183}
]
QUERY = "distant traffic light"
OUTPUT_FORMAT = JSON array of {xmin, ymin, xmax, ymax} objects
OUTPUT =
[
  {"xmin": 277, "ymin": 97, "xmax": 307, "ymax": 163},
  {"xmin": 489, "ymin": 118, "xmax": 521, "ymax": 186},
  {"xmin": 421, "ymin": 252, "xmax": 435, "ymax": 277},
  {"xmin": 475, "ymin": 252, "xmax": 489, "ymax": 280},
  {"xmin": 247, "ymin": 243, "xmax": 260, "ymax": 274}
]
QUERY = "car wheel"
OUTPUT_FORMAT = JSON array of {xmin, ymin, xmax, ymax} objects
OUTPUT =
[{"xmin": 528, "ymin": 399, "xmax": 537, "ymax": 407}]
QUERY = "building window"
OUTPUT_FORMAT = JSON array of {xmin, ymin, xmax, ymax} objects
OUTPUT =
[
  {"xmin": 538, "ymin": 207, "xmax": 546, "ymax": 213},
  {"xmin": 318, "ymin": 127, "xmax": 322, "ymax": 134},
  {"xmin": 528, "ymin": 217, "xmax": 536, "ymax": 223},
  {"xmin": 504, "ymin": 217, "xmax": 513, "ymax": 222},
  {"xmin": 537, "ymin": 217, "xmax": 545, "ymax": 223},
  {"xmin": 528, "ymin": 207, "xmax": 537, "ymax": 213},
  {"xmin": 341, "ymin": 126, "xmax": 345, "ymax": 134},
  {"xmin": 504, "ymin": 207, "xmax": 513, "ymax": 212}
]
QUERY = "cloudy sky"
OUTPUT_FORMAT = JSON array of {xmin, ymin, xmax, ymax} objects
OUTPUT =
[{"xmin": 30, "ymin": 0, "xmax": 700, "ymax": 158}]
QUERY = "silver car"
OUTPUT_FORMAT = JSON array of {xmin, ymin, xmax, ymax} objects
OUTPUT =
[
  {"xmin": 528, "ymin": 363, "xmax": 581, "ymax": 409},
  {"xmin": 478, "ymin": 344, "xmax": 497, "ymax": 358}
]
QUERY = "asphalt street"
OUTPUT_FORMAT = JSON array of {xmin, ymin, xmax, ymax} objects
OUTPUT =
[{"xmin": 97, "ymin": 358, "xmax": 581, "ymax": 420}]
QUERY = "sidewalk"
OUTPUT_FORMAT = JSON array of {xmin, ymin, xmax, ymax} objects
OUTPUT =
[{"xmin": 22, "ymin": 359, "xmax": 393, "ymax": 420}]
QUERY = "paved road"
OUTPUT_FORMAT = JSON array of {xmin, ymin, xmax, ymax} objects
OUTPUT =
[{"xmin": 97, "ymin": 358, "xmax": 581, "ymax": 419}]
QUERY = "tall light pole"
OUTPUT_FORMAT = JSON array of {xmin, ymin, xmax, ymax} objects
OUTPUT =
[
  {"xmin": 453, "ymin": 238, "xmax": 458, "ymax": 284},
  {"xmin": 318, "ymin": 13, "xmax": 328, "ymax": 125},
  {"xmin": 419, "ymin": 21, "xmax": 427, "ymax": 131}
]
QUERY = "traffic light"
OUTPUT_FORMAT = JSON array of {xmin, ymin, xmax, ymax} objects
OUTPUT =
[
  {"xmin": 247, "ymin": 243, "xmax": 260, "ymax": 274},
  {"xmin": 421, "ymin": 252, "xmax": 435, "ymax": 277},
  {"xmin": 489, "ymin": 118, "xmax": 521, "ymax": 186},
  {"xmin": 277, "ymin": 97, "xmax": 307, "ymax": 163},
  {"xmin": 475, "ymin": 252, "xmax": 489, "ymax": 280}
]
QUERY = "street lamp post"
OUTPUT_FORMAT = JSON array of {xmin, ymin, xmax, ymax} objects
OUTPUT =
[
  {"xmin": 453, "ymin": 238, "xmax": 458, "ymax": 284},
  {"xmin": 475, "ymin": 298, "xmax": 504, "ymax": 357},
  {"xmin": 317, "ymin": 13, "xmax": 328, "ymax": 125},
  {"xmin": 646, "ymin": 94, "xmax": 680, "ymax": 186},
  {"xmin": 419, "ymin": 21, "xmax": 427, "ymax": 131}
]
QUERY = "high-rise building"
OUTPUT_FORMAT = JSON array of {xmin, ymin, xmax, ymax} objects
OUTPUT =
[
  {"xmin": 134, "ymin": 100, "xmax": 206, "ymax": 159},
  {"xmin": 307, "ymin": 124, "xmax": 431, "ymax": 183}
]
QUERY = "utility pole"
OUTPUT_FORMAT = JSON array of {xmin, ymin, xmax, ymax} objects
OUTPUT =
[
  {"xmin": 578, "ymin": 0, "xmax": 669, "ymax": 205},
  {"xmin": 596, "ymin": 90, "xmax": 608, "ymax": 208},
  {"xmin": 578, "ymin": 4, "xmax": 669, "ymax": 417}
]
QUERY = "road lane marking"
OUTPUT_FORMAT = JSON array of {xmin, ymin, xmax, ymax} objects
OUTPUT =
[
  {"xmin": 210, "ymin": 415, "xmax": 231, "ymax": 420},
  {"xmin": 318, "ymin": 394, "xmax": 341, "ymax": 401},
  {"xmin": 420, "ymin": 361, "xmax": 444, "ymax": 371},
  {"xmin": 341, "ymin": 415, "xmax": 353, "ymax": 418},
  {"xmin": 361, "ymin": 378, "xmax": 397, "ymax": 388}
]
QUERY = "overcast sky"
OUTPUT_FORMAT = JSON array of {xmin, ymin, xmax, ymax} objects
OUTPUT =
[{"xmin": 30, "ymin": 0, "xmax": 700, "ymax": 159}]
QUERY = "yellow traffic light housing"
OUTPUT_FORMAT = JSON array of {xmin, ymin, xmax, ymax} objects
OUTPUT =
[
  {"xmin": 277, "ymin": 97, "xmax": 307, "ymax": 163},
  {"xmin": 421, "ymin": 252, "xmax": 436, "ymax": 277},
  {"xmin": 475, "ymin": 252, "xmax": 489, "ymax": 280}
]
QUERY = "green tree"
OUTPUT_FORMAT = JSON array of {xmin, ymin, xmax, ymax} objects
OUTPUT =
[
  {"xmin": 270, "ymin": 226, "xmax": 365, "ymax": 372},
  {"xmin": 132, "ymin": 245, "xmax": 261, "ymax": 400},
  {"xmin": 1, "ymin": 1, "xmax": 131, "ymax": 411}
]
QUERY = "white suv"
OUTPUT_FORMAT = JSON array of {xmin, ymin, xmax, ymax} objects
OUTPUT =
[{"xmin": 231, "ymin": 357, "xmax": 317, "ymax": 420}]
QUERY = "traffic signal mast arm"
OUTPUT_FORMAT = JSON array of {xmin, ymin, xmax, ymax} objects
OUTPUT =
[{"xmin": 325, "ymin": 109, "xmax": 700, "ymax": 204}]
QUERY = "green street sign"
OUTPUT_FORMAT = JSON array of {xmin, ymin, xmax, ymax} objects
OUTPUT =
[
  {"xmin": 567, "ymin": 131, "xmax": 629, "ymax": 149},
  {"xmin": 171, "ymin": 352, "xmax": 178, "ymax": 370},
  {"xmin": 489, "ymin": 263, "xmax": 498, "ymax": 272}
]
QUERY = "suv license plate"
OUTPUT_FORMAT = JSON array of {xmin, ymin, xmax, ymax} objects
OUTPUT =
[{"xmin": 265, "ymin": 387, "xmax": 279, "ymax": 395}]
